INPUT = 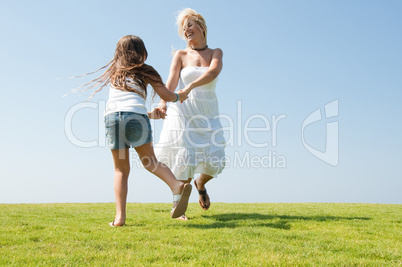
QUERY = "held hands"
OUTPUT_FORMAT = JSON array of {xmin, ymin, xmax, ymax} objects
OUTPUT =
[
  {"xmin": 158, "ymin": 100, "xmax": 167, "ymax": 114},
  {"xmin": 177, "ymin": 90, "xmax": 189, "ymax": 102},
  {"xmin": 177, "ymin": 84, "xmax": 193, "ymax": 103},
  {"xmin": 148, "ymin": 107, "xmax": 167, "ymax": 120}
]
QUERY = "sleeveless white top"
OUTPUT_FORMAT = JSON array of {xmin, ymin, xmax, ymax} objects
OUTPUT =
[
  {"xmin": 155, "ymin": 66, "xmax": 226, "ymax": 180},
  {"xmin": 104, "ymin": 79, "xmax": 147, "ymax": 116}
]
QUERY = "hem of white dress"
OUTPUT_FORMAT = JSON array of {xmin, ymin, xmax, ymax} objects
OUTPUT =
[{"xmin": 175, "ymin": 170, "xmax": 222, "ymax": 181}]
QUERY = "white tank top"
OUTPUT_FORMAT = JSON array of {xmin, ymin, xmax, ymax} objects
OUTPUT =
[{"xmin": 104, "ymin": 79, "xmax": 148, "ymax": 116}]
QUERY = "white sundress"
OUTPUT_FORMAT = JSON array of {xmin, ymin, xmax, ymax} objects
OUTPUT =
[{"xmin": 155, "ymin": 66, "xmax": 226, "ymax": 180}]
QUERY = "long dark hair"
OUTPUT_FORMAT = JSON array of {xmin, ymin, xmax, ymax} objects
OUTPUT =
[{"xmin": 73, "ymin": 35, "xmax": 163, "ymax": 99}]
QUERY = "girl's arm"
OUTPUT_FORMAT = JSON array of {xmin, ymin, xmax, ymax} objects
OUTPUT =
[
  {"xmin": 181, "ymin": 48, "xmax": 223, "ymax": 94},
  {"xmin": 151, "ymin": 80, "xmax": 187, "ymax": 102}
]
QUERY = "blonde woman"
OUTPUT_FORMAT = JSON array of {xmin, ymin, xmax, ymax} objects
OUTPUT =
[{"xmin": 156, "ymin": 8, "xmax": 226, "ymax": 219}]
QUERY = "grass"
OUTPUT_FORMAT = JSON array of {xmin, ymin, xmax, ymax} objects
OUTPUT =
[{"xmin": 0, "ymin": 203, "xmax": 401, "ymax": 266}]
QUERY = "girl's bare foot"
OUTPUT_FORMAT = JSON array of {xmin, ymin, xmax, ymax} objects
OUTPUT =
[
  {"xmin": 176, "ymin": 214, "xmax": 188, "ymax": 220},
  {"xmin": 109, "ymin": 220, "xmax": 125, "ymax": 227}
]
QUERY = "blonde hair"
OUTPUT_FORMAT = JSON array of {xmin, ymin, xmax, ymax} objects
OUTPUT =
[{"xmin": 176, "ymin": 8, "xmax": 207, "ymax": 45}]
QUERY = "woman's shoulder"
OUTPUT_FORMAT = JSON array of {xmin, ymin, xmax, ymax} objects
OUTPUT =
[
  {"xmin": 171, "ymin": 49, "xmax": 188, "ymax": 63},
  {"xmin": 210, "ymin": 48, "xmax": 223, "ymax": 61},
  {"xmin": 211, "ymin": 47, "xmax": 223, "ymax": 55},
  {"xmin": 174, "ymin": 47, "xmax": 222, "ymax": 55},
  {"xmin": 174, "ymin": 49, "xmax": 189, "ymax": 56}
]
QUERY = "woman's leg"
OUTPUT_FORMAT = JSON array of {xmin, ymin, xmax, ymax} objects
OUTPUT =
[
  {"xmin": 111, "ymin": 148, "xmax": 130, "ymax": 226},
  {"xmin": 194, "ymin": 173, "xmax": 214, "ymax": 210}
]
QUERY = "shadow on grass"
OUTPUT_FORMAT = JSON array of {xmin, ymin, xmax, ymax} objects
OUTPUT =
[{"xmin": 183, "ymin": 213, "xmax": 371, "ymax": 230}]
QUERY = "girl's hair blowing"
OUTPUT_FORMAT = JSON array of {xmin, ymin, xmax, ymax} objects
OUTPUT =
[{"xmin": 73, "ymin": 35, "xmax": 163, "ymax": 99}]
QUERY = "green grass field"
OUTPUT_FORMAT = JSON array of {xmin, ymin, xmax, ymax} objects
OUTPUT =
[{"xmin": 1, "ymin": 203, "xmax": 401, "ymax": 266}]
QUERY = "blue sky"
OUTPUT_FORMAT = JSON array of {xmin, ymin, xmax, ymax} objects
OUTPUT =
[{"xmin": 1, "ymin": 0, "xmax": 401, "ymax": 204}]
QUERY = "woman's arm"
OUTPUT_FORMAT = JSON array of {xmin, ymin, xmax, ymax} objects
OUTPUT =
[
  {"xmin": 182, "ymin": 48, "xmax": 223, "ymax": 93},
  {"xmin": 158, "ymin": 50, "xmax": 183, "ymax": 111},
  {"xmin": 148, "ymin": 107, "xmax": 166, "ymax": 119},
  {"xmin": 166, "ymin": 50, "xmax": 183, "ymax": 92}
]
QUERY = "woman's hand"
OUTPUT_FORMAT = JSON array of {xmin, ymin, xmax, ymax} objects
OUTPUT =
[
  {"xmin": 177, "ymin": 84, "xmax": 193, "ymax": 102},
  {"xmin": 148, "ymin": 107, "xmax": 167, "ymax": 120},
  {"xmin": 177, "ymin": 90, "xmax": 189, "ymax": 102}
]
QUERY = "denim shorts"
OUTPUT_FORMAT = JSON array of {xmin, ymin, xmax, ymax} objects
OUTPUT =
[{"xmin": 104, "ymin": 111, "xmax": 153, "ymax": 149}]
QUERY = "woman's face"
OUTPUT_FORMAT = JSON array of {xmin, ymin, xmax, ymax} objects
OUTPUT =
[{"xmin": 184, "ymin": 19, "xmax": 204, "ymax": 43}]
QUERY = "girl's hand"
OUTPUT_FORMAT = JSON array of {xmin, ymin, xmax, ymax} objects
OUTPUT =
[
  {"xmin": 158, "ymin": 100, "xmax": 167, "ymax": 114},
  {"xmin": 148, "ymin": 107, "xmax": 167, "ymax": 120}
]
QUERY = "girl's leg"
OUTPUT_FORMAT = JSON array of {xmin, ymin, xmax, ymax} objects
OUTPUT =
[
  {"xmin": 135, "ymin": 142, "xmax": 191, "ymax": 218},
  {"xmin": 111, "ymin": 148, "xmax": 130, "ymax": 226},
  {"xmin": 182, "ymin": 178, "xmax": 192, "ymax": 184},
  {"xmin": 134, "ymin": 142, "xmax": 185, "ymax": 195},
  {"xmin": 194, "ymin": 173, "xmax": 214, "ymax": 210}
]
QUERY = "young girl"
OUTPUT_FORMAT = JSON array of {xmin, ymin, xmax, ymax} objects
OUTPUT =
[{"xmin": 75, "ymin": 35, "xmax": 192, "ymax": 226}]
